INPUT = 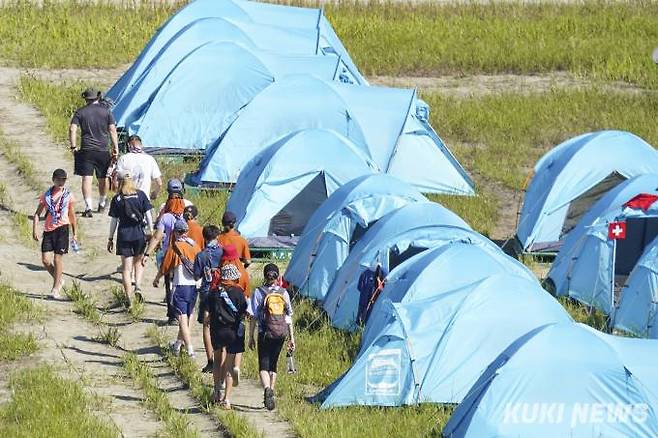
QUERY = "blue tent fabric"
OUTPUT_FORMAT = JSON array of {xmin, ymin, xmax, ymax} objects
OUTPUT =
[
  {"xmin": 225, "ymin": 129, "xmax": 379, "ymax": 240},
  {"xmin": 120, "ymin": 43, "xmax": 339, "ymax": 152},
  {"xmin": 284, "ymin": 174, "xmax": 427, "ymax": 301},
  {"xmin": 548, "ymin": 174, "xmax": 658, "ymax": 316},
  {"xmin": 193, "ymin": 75, "xmax": 474, "ymax": 195},
  {"xmin": 517, "ymin": 131, "xmax": 658, "ymax": 252},
  {"xmin": 359, "ymin": 242, "xmax": 539, "ymax": 351},
  {"xmin": 613, "ymin": 236, "xmax": 658, "ymax": 338},
  {"xmin": 322, "ymin": 202, "xmax": 480, "ymax": 330},
  {"xmin": 111, "ymin": 18, "xmax": 321, "ymax": 127},
  {"xmin": 443, "ymin": 323, "xmax": 658, "ymax": 438},
  {"xmin": 107, "ymin": 0, "xmax": 365, "ymax": 103},
  {"xmin": 318, "ymin": 274, "xmax": 571, "ymax": 408}
]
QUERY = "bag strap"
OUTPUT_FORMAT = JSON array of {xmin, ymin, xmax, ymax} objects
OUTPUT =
[
  {"xmin": 171, "ymin": 240, "xmax": 195, "ymax": 276},
  {"xmin": 220, "ymin": 289, "xmax": 238, "ymax": 314}
]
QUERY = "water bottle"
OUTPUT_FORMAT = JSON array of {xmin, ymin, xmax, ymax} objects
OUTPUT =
[
  {"xmin": 286, "ymin": 350, "xmax": 297, "ymax": 374},
  {"xmin": 71, "ymin": 239, "xmax": 81, "ymax": 254}
]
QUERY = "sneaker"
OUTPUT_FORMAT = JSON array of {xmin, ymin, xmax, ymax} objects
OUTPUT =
[
  {"xmin": 82, "ymin": 209, "xmax": 93, "ymax": 218},
  {"xmin": 212, "ymin": 388, "xmax": 222, "ymax": 404},
  {"xmin": 231, "ymin": 367, "xmax": 240, "ymax": 387},
  {"xmin": 97, "ymin": 204, "xmax": 106, "ymax": 214},
  {"xmin": 51, "ymin": 288, "xmax": 62, "ymax": 300},
  {"xmin": 185, "ymin": 347, "xmax": 196, "ymax": 358},
  {"xmin": 169, "ymin": 340, "xmax": 182, "ymax": 356},
  {"xmin": 264, "ymin": 387, "xmax": 275, "ymax": 411},
  {"xmin": 219, "ymin": 399, "xmax": 231, "ymax": 410},
  {"xmin": 166, "ymin": 317, "xmax": 178, "ymax": 326},
  {"xmin": 134, "ymin": 290, "xmax": 144, "ymax": 304},
  {"xmin": 201, "ymin": 361, "xmax": 214, "ymax": 374}
]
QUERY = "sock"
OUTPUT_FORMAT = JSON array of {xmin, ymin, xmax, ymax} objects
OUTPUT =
[
  {"xmin": 84, "ymin": 198, "xmax": 93, "ymax": 210},
  {"xmin": 187, "ymin": 345, "xmax": 194, "ymax": 355},
  {"xmin": 99, "ymin": 196, "xmax": 107, "ymax": 207}
]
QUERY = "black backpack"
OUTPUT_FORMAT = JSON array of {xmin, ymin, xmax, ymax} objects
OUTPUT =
[{"xmin": 117, "ymin": 193, "xmax": 145, "ymax": 226}]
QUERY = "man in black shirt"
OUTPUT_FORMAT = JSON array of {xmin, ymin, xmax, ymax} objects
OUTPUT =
[{"xmin": 69, "ymin": 87, "xmax": 119, "ymax": 218}]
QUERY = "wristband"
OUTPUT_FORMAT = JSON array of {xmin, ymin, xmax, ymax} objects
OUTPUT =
[{"xmin": 144, "ymin": 253, "xmax": 150, "ymax": 257}]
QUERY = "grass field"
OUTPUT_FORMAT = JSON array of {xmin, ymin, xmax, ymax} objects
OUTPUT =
[
  {"xmin": 0, "ymin": 282, "xmax": 40, "ymax": 361},
  {"xmin": 2, "ymin": 2, "xmax": 657, "ymax": 89}
]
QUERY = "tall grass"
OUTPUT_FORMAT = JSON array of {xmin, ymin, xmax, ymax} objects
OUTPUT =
[
  {"xmin": 0, "ymin": 366, "xmax": 120, "ymax": 437},
  {"xmin": 0, "ymin": 282, "xmax": 41, "ymax": 361},
  {"xmin": 0, "ymin": 130, "xmax": 42, "ymax": 190},
  {"xmin": 429, "ymin": 191, "xmax": 499, "ymax": 237},
  {"xmin": 425, "ymin": 88, "xmax": 658, "ymax": 190},
  {"xmin": 0, "ymin": 1, "xmax": 179, "ymax": 68}
]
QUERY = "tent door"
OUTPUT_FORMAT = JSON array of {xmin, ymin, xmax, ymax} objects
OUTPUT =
[
  {"xmin": 561, "ymin": 172, "xmax": 626, "ymax": 238},
  {"xmin": 268, "ymin": 173, "xmax": 328, "ymax": 237},
  {"xmin": 614, "ymin": 217, "xmax": 658, "ymax": 305},
  {"xmin": 389, "ymin": 246, "xmax": 428, "ymax": 271},
  {"xmin": 350, "ymin": 220, "xmax": 379, "ymax": 251}
]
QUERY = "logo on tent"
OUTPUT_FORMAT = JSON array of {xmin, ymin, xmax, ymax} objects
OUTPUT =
[
  {"xmin": 365, "ymin": 349, "xmax": 401, "ymax": 396},
  {"xmin": 608, "ymin": 221, "xmax": 627, "ymax": 240}
]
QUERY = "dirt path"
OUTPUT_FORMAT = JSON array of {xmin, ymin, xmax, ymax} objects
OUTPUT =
[{"xmin": 0, "ymin": 65, "xmax": 294, "ymax": 437}]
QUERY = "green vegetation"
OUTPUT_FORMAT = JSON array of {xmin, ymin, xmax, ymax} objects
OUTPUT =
[
  {"xmin": 146, "ymin": 326, "xmax": 264, "ymax": 438},
  {"xmin": 0, "ymin": 282, "xmax": 40, "ymax": 361},
  {"xmin": 0, "ymin": 1, "xmax": 178, "ymax": 68},
  {"xmin": 10, "ymin": 211, "xmax": 36, "ymax": 247},
  {"xmin": 65, "ymin": 280, "xmax": 103, "ymax": 324},
  {"xmin": 122, "ymin": 353, "xmax": 199, "ymax": 438},
  {"xmin": 95, "ymin": 326, "xmax": 121, "ymax": 348},
  {"xmin": 0, "ymin": 131, "xmax": 41, "ymax": 190},
  {"xmin": 429, "ymin": 191, "xmax": 499, "ymax": 237},
  {"xmin": 0, "ymin": 366, "xmax": 119, "ymax": 437},
  {"xmin": 5, "ymin": 2, "xmax": 658, "ymax": 89},
  {"xmin": 559, "ymin": 297, "xmax": 609, "ymax": 332},
  {"xmin": 425, "ymin": 88, "xmax": 658, "ymax": 190}
]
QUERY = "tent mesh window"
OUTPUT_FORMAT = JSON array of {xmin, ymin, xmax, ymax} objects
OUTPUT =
[
  {"xmin": 561, "ymin": 172, "xmax": 627, "ymax": 238},
  {"xmin": 614, "ymin": 217, "xmax": 658, "ymax": 304},
  {"xmin": 388, "ymin": 246, "xmax": 428, "ymax": 272},
  {"xmin": 268, "ymin": 172, "xmax": 328, "ymax": 237}
]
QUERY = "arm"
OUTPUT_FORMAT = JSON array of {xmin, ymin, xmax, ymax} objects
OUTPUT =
[
  {"xmin": 242, "ymin": 240, "xmax": 252, "ymax": 267},
  {"xmin": 107, "ymin": 217, "xmax": 118, "ymax": 252},
  {"xmin": 68, "ymin": 199, "xmax": 77, "ymax": 240},
  {"xmin": 151, "ymin": 177, "xmax": 162, "ymax": 201},
  {"xmin": 108, "ymin": 124, "xmax": 119, "ymax": 158},
  {"xmin": 248, "ymin": 318, "xmax": 257, "ymax": 350},
  {"xmin": 285, "ymin": 292, "xmax": 295, "ymax": 350},
  {"xmin": 32, "ymin": 203, "xmax": 45, "ymax": 241},
  {"xmin": 69, "ymin": 124, "xmax": 78, "ymax": 151},
  {"xmin": 143, "ymin": 227, "xmax": 164, "ymax": 264},
  {"xmin": 144, "ymin": 210, "xmax": 154, "ymax": 234}
]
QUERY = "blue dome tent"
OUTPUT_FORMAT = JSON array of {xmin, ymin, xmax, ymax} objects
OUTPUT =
[
  {"xmin": 613, "ymin": 236, "xmax": 658, "ymax": 338},
  {"xmin": 517, "ymin": 131, "xmax": 658, "ymax": 253},
  {"xmin": 443, "ymin": 323, "xmax": 658, "ymax": 437},
  {"xmin": 225, "ymin": 129, "xmax": 378, "ymax": 244},
  {"xmin": 193, "ymin": 75, "xmax": 474, "ymax": 195},
  {"xmin": 119, "ymin": 43, "xmax": 339, "ymax": 154},
  {"xmin": 111, "ymin": 17, "xmax": 321, "ymax": 128},
  {"xmin": 547, "ymin": 174, "xmax": 658, "ymax": 317},
  {"xmin": 318, "ymin": 274, "xmax": 571, "ymax": 408},
  {"xmin": 107, "ymin": 0, "xmax": 365, "ymax": 103},
  {"xmin": 322, "ymin": 202, "xmax": 483, "ymax": 330},
  {"xmin": 284, "ymin": 174, "xmax": 427, "ymax": 301}
]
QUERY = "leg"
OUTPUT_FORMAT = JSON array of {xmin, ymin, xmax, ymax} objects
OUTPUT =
[
  {"xmin": 270, "ymin": 372, "xmax": 278, "ymax": 390},
  {"xmin": 41, "ymin": 252, "xmax": 55, "ymax": 278},
  {"xmin": 81, "ymin": 175, "xmax": 93, "ymax": 211},
  {"xmin": 259, "ymin": 370, "xmax": 272, "ymax": 389},
  {"xmin": 121, "ymin": 255, "xmax": 134, "ymax": 303},
  {"xmin": 223, "ymin": 353, "xmax": 236, "ymax": 405},
  {"xmin": 212, "ymin": 348, "xmax": 224, "ymax": 401},
  {"xmin": 53, "ymin": 254, "xmax": 64, "ymax": 291},
  {"xmin": 177, "ymin": 314, "xmax": 193, "ymax": 352},
  {"xmin": 98, "ymin": 177, "xmax": 108, "ymax": 198},
  {"xmin": 202, "ymin": 313, "xmax": 213, "ymax": 362},
  {"xmin": 132, "ymin": 254, "xmax": 144, "ymax": 290}
]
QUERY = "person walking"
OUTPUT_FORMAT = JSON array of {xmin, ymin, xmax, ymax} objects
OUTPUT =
[
  {"xmin": 153, "ymin": 218, "xmax": 201, "ymax": 356},
  {"xmin": 156, "ymin": 179, "xmax": 193, "ymax": 221},
  {"xmin": 115, "ymin": 135, "xmax": 162, "ymax": 202},
  {"xmin": 221, "ymin": 245, "xmax": 250, "ymax": 297},
  {"xmin": 218, "ymin": 211, "xmax": 251, "ymax": 268},
  {"xmin": 208, "ymin": 263, "xmax": 247, "ymax": 409},
  {"xmin": 69, "ymin": 87, "xmax": 119, "ymax": 217},
  {"xmin": 193, "ymin": 224, "xmax": 223, "ymax": 373},
  {"xmin": 248, "ymin": 263, "xmax": 295, "ymax": 411},
  {"xmin": 32, "ymin": 169, "xmax": 78, "ymax": 299},
  {"xmin": 107, "ymin": 170, "xmax": 154, "ymax": 308},
  {"xmin": 183, "ymin": 205, "xmax": 204, "ymax": 249}
]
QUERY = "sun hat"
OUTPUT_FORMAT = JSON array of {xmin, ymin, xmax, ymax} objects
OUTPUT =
[
  {"xmin": 221, "ymin": 263, "xmax": 241, "ymax": 281},
  {"xmin": 174, "ymin": 218, "xmax": 189, "ymax": 233},
  {"xmin": 221, "ymin": 244, "xmax": 239, "ymax": 261}
]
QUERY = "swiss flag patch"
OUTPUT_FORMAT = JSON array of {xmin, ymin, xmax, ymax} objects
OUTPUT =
[{"xmin": 608, "ymin": 221, "xmax": 627, "ymax": 240}]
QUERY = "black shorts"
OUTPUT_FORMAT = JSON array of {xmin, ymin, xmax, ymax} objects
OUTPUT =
[
  {"xmin": 116, "ymin": 238, "xmax": 146, "ymax": 257},
  {"xmin": 74, "ymin": 149, "xmax": 111, "ymax": 178},
  {"xmin": 41, "ymin": 225, "xmax": 69, "ymax": 254},
  {"xmin": 197, "ymin": 290, "xmax": 209, "ymax": 324},
  {"xmin": 211, "ymin": 325, "xmax": 245, "ymax": 354},
  {"xmin": 258, "ymin": 332, "xmax": 285, "ymax": 373}
]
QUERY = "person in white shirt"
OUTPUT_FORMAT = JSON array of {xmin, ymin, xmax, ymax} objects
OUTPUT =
[{"xmin": 116, "ymin": 135, "xmax": 162, "ymax": 201}]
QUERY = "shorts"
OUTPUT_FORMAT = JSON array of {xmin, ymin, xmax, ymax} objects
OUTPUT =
[
  {"xmin": 41, "ymin": 225, "xmax": 69, "ymax": 254},
  {"xmin": 172, "ymin": 285, "xmax": 197, "ymax": 317},
  {"xmin": 258, "ymin": 332, "xmax": 285, "ymax": 373},
  {"xmin": 197, "ymin": 290, "xmax": 209, "ymax": 324},
  {"xmin": 74, "ymin": 149, "xmax": 111, "ymax": 178},
  {"xmin": 116, "ymin": 238, "xmax": 146, "ymax": 257},
  {"xmin": 211, "ymin": 325, "xmax": 245, "ymax": 354}
]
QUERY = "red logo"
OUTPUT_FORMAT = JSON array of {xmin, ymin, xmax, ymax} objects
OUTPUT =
[{"xmin": 608, "ymin": 221, "xmax": 626, "ymax": 240}]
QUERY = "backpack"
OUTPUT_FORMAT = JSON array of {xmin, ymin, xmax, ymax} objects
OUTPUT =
[
  {"xmin": 262, "ymin": 287, "xmax": 288, "ymax": 340},
  {"xmin": 117, "ymin": 193, "xmax": 145, "ymax": 226},
  {"xmin": 212, "ymin": 288, "xmax": 239, "ymax": 327}
]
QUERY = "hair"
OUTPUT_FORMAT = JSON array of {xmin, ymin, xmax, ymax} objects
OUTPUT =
[
  {"xmin": 164, "ymin": 198, "xmax": 185, "ymax": 215},
  {"xmin": 127, "ymin": 134, "xmax": 142, "ymax": 143},
  {"xmin": 202, "ymin": 225, "xmax": 221, "ymax": 242},
  {"xmin": 119, "ymin": 176, "xmax": 137, "ymax": 195},
  {"xmin": 183, "ymin": 205, "xmax": 198, "ymax": 221}
]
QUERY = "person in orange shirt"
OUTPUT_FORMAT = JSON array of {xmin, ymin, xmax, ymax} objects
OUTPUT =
[
  {"xmin": 222, "ymin": 245, "xmax": 250, "ymax": 297},
  {"xmin": 32, "ymin": 169, "xmax": 78, "ymax": 299},
  {"xmin": 183, "ymin": 205, "xmax": 204, "ymax": 249},
  {"xmin": 218, "ymin": 211, "xmax": 251, "ymax": 266}
]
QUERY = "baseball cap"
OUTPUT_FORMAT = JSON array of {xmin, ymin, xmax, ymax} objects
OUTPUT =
[
  {"xmin": 116, "ymin": 168, "xmax": 131, "ymax": 180},
  {"xmin": 174, "ymin": 218, "xmax": 189, "ymax": 233},
  {"xmin": 52, "ymin": 168, "xmax": 67, "ymax": 179},
  {"xmin": 167, "ymin": 178, "xmax": 184, "ymax": 194},
  {"xmin": 81, "ymin": 87, "xmax": 101, "ymax": 100},
  {"xmin": 222, "ymin": 211, "xmax": 237, "ymax": 225}
]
